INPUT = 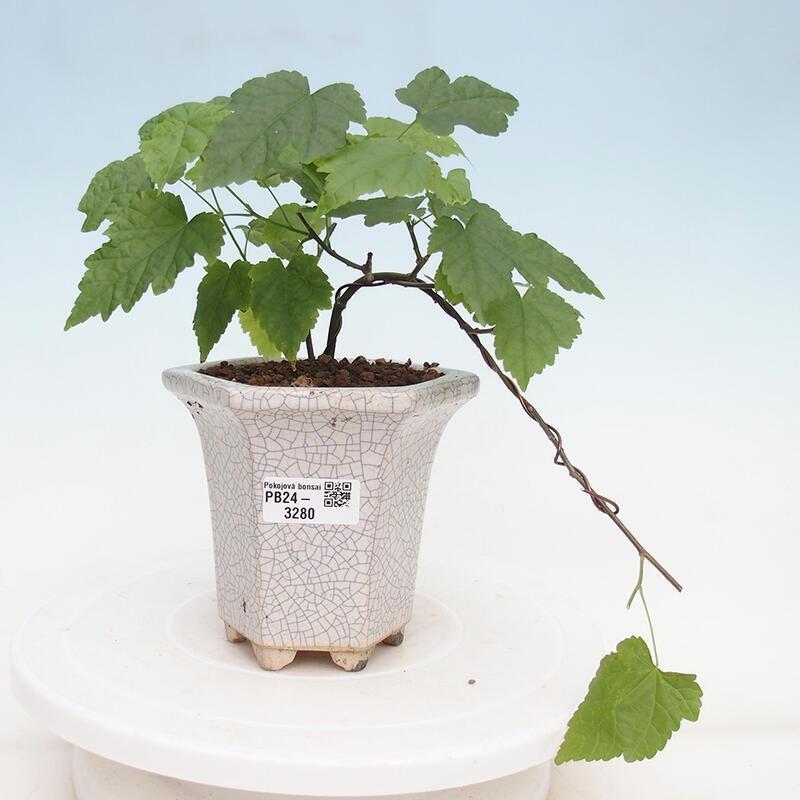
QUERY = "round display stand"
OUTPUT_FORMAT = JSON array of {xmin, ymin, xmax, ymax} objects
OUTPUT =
[{"xmin": 11, "ymin": 553, "xmax": 601, "ymax": 799}]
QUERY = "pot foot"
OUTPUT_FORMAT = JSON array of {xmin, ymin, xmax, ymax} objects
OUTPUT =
[
  {"xmin": 221, "ymin": 622, "xmax": 405, "ymax": 671},
  {"xmin": 382, "ymin": 626, "xmax": 406, "ymax": 647},
  {"xmin": 330, "ymin": 647, "xmax": 376, "ymax": 672},
  {"xmin": 250, "ymin": 643, "xmax": 297, "ymax": 671},
  {"xmin": 223, "ymin": 622, "xmax": 247, "ymax": 643}
]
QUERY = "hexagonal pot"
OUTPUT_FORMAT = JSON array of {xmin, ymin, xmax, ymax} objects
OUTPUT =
[{"xmin": 162, "ymin": 359, "xmax": 479, "ymax": 672}]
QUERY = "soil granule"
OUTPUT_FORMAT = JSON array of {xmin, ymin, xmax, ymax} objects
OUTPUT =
[{"xmin": 200, "ymin": 356, "xmax": 442, "ymax": 388}]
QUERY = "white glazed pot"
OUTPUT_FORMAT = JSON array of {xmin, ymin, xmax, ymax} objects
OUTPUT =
[{"xmin": 162, "ymin": 359, "xmax": 479, "ymax": 671}]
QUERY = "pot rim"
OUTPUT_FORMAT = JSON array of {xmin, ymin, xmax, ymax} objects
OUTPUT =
[{"xmin": 162, "ymin": 357, "xmax": 480, "ymax": 414}]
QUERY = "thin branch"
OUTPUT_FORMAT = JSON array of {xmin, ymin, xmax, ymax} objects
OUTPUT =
[
  {"xmin": 298, "ymin": 212, "xmax": 681, "ymax": 591},
  {"xmin": 225, "ymin": 185, "xmax": 268, "ymax": 220},
  {"xmin": 180, "ymin": 179, "xmax": 219, "ymax": 213},
  {"xmin": 210, "ymin": 188, "xmax": 247, "ymax": 261},
  {"xmin": 627, "ymin": 555, "xmax": 660, "ymax": 666},
  {"xmin": 420, "ymin": 283, "xmax": 683, "ymax": 592},
  {"xmin": 297, "ymin": 212, "xmax": 371, "ymax": 273},
  {"xmin": 328, "ymin": 272, "xmax": 683, "ymax": 593},
  {"xmin": 405, "ymin": 220, "xmax": 431, "ymax": 277}
]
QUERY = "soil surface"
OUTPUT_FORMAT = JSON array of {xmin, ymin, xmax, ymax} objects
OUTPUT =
[{"xmin": 200, "ymin": 356, "xmax": 443, "ymax": 388}]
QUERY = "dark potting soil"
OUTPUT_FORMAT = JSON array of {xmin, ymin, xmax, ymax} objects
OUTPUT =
[{"xmin": 200, "ymin": 356, "xmax": 443, "ymax": 388}]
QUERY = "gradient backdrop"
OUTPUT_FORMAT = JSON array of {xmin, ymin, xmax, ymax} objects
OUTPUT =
[{"xmin": 2, "ymin": 1, "xmax": 798, "ymax": 796}]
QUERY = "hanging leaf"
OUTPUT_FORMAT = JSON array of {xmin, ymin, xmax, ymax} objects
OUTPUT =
[
  {"xmin": 248, "ymin": 254, "xmax": 332, "ymax": 359},
  {"xmin": 517, "ymin": 233, "xmax": 604, "ymax": 297},
  {"xmin": 193, "ymin": 259, "xmax": 252, "ymax": 361},
  {"xmin": 489, "ymin": 286, "xmax": 583, "ymax": 390},
  {"xmin": 238, "ymin": 308, "xmax": 281, "ymax": 358},
  {"xmin": 429, "ymin": 200, "xmax": 519, "ymax": 320},
  {"xmin": 555, "ymin": 637, "xmax": 702, "ymax": 763},
  {"xmin": 78, "ymin": 154, "xmax": 153, "ymax": 232},
  {"xmin": 66, "ymin": 190, "xmax": 223, "ymax": 328}
]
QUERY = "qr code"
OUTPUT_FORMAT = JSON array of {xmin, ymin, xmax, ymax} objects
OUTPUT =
[{"xmin": 324, "ymin": 480, "xmax": 352, "ymax": 508}]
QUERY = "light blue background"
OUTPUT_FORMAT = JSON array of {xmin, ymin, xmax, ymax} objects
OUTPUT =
[{"xmin": 2, "ymin": 1, "xmax": 798, "ymax": 795}]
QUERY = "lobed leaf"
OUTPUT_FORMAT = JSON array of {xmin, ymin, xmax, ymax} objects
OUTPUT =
[
  {"xmin": 246, "ymin": 202, "xmax": 318, "ymax": 243},
  {"xmin": 66, "ymin": 190, "xmax": 223, "ymax": 328},
  {"xmin": 432, "ymin": 265, "xmax": 467, "ymax": 307},
  {"xmin": 328, "ymin": 195, "xmax": 425, "ymax": 226},
  {"xmin": 194, "ymin": 71, "xmax": 366, "ymax": 189},
  {"xmin": 245, "ymin": 203, "xmax": 323, "ymax": 260},
  {"xmin": 238, "ymin": 308, "xmax": 281, "ymax": 358},
  {"xmin": 429, "ymin": 200, "xmax": 519, "ymax": 320},
  {"xmin": 255, "ymin": 156, "xmax": 327, "ymax": 204},
  {"xmin": 395, "ymin": 66, "xmax": 518, "ymax": 136},
  {"xmin": 139, "ymin": 100, "xmax": 230, "ymax": 186},
  {"xmin": 248, "ymin": 254, "xmax": 332, "ymax": 359},
  {"xmin": 78, "ymin": 154, "xmax": 153, "ymax": 232},
  {"xmin": 488, "ymin": 285, "xmax": 582, "ymax": 390},
  {"xmin": 428, "ymin": 167, "xmax": 472, "ymax": 206},
  {"xmin": 193, "ymin": 259, "xmax": 252, "ymax": 361},
  {"xmin": 364, "ymin": 116, "xmax": 464, "ymax": 157},
  {"xmin": 517, "ymin": 233, "xmax": 604, "ymax": 297},
  {"xmin": 429, "ymin": 195, "xmax": 481, "ymax": 225},
  {"xmin": 316, "ymin": 136, "xmax": 440, "ymax": 214},
  {"xmin": 555, "ymin": 637, "xmax": 702, "ymax": 764}
]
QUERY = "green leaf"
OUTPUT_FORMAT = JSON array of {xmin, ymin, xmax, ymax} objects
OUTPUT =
[
  {"xmin": 316, "ymin": 136, "xmax": 440, "ymax": 214},
  {"xmin": 395, "ymin": 66, "xmax": 518, "ymax": 136},
  {"xmin": 328, "ymin": 195, "xmax": 425, "ymax": 226},
  {"xmin": 238, "ymin": 308, "xmax": 281, "ymax": 358},
  {"xmin": 248, "ymin": 254, "xmax": 332, "ymax": 359},
  {"xmin": 288, "ymin": 161, "xmax": 327, "ymax": 204},
  {"xmin": 489, "ymin": 285, "xmax": 583, "ymax": 390},
  {"xmin": 195, "ymin": 71, "xmax": 366, "ymax": 189},
  {"xmin": 244, "ymin": 203, "xmax": 322, "ymax": 260},
  {"xmin": 517, "ymin": 233, "xmax": 604, "ymax": 297},
  {"xmin": 66, "ymin": 190, "xmax": 223, "ymax": 328},
  {"xmin": 432, "ymin": 265, "xmax": 467, "ymax": 307},
  {"xmin": 255, "ymin": 156, "xmax": 327, "ymax": 204},
  {"xmin": 78, "ymin": 154, "xmax": 153, "ymax": 232},
  {"xmin": 193, "ymin": 259, "xmax": 252, "ymax": 361},
  {"xmin": 263, "ymin": 239, "xmax": 305, "ymax": 262},
  {"xmin": 139, "ymin": 100, "xmax": 230, "ymax": 186},
  {"xmin": 364, "ymin": 116, "xmax": 464, "ymax": 157},
  {"xmin": 246, "ymin": 202, "xmax": 318, "ymax": 245},
  {"xmin": 428, "ymin": 196, "xmax": 481, "ymax": 225},
  {"xmin": 429, "ymin": 201, "xmax": 519, "ymax": 320},
  {"xmin": 555, "ymin": 637, "xmax": 703, "ymax": 764},
  {"xmin": 428, "ymin": 167, "xmax": 472, "ymax": 205}
]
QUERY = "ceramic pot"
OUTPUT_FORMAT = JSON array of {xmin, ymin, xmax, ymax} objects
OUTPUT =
[{"xmin": 162, "ymin": 359, "xmax": 479, "ymax": 671}]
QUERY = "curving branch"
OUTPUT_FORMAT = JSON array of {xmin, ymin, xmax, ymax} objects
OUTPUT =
[
  {"xmin": 297, "ymin": 212, "xmax": 371, "ymax": 274},
  {"xmin": 298, "ymin": 209, "xmax": 682, "ymax": 591},
  {"xmin": 327, "ymin": 271, "xmax": 683, "ymax": 593}
]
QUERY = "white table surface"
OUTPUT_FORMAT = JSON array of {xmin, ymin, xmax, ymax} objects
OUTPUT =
[
  {"xmin": 4, "ymin": 679, "xmax": 797, "ymax": 799},
  {"xmin": 9, "ymin": 554, "xmax": 603, "ymax": 797},
  {"xmin": 4, "ymin": 548, "xmax": 797, "ymax": 799}
]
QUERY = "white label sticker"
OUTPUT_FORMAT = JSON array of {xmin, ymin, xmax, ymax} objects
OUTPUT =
[{"xmin": 262, "ymin": 478, "xmax": 360, "ymax": 525}]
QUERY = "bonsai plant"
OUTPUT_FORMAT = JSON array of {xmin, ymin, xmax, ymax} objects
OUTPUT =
[{"xmin": 67, "ymin": 66, "xmax": 701, "ymax": 763}]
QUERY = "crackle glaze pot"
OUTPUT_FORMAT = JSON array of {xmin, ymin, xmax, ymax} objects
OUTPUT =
[{"xmin": 162, "ymin": 359, "xmax": 479, "ymax": 672}]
